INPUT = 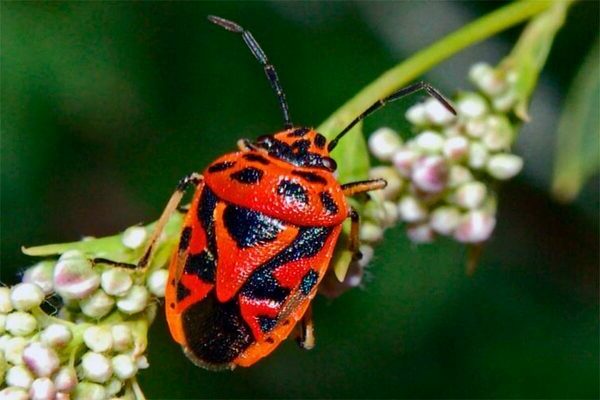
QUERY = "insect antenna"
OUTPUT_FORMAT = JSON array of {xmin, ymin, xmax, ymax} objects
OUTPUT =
[
  {"xmin": 327, "ymin": 81, "xmax": 456, "ymax": 152},
  {"xmin": 208, "ymin": 15, "xmax": 293, "ymax": 129}
]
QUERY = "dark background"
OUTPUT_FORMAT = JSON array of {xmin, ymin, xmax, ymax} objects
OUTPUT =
[{"xmin": 2, "ymin": 2, "xmax": 598, "ymax": 398}]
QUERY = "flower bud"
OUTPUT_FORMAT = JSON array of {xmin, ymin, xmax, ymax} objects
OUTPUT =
[
  {"xmin": 457, "ymin": 93, "xmax": 488, "ymax": 119},
  {"xmin": 405, "ymin": 102, "xmax": 428, "ymax": 125},
  {"xmin": 415, "ymin": 131, "xmax": 444, "ymax": 153},
  {"xmin": 0, "ymin": 314, "xmax": 5, "ymax": 335},
  {"xmin": 468, "ymin": 141, "xmax": 489, "ymax": 170},
  {"xmin": 53, "ymin": 254, "xmax": 99, "ymax": 300},
  {"xmin": 83, "ymin": 326, "xmax": 113, "ymax": 353},
  {"xmin": 122, "ymin": 226, "xmax": 148, "ymax": 250},
  {"xmin": 4, "ymin": 337, "xmax": 27, "ymax": 365},
  {"xmin": 483, "ymin": 115, "xmax": 513, "ymax": 151},
  {"xmin": 54, "ymin": 366, "xmax": 78, "ymax": 393},
  {"xmin": 29, "ymin": 378, "xmax": 56, "ymax": 400},
  {"xmin": 465, "ymin": 118, "xmax": 487, "ymax": 138},
  {"xmin": 72, "ymin": 381, "xmax": 106, "ymax": 400},
  {"xmin": 55, "ymin": 392, "xmax": 70, "ymax": 400},
  {"xmin": 369, "ymin": 166, "xmax": 403, "ymax": 200},
  {"xmin": 392, "ymin": 148, "xmax": 419, "ymax": 178},
  {"xmin": 406, "ymin": 223, "xmax": 435, "ymax": 244},
  {"xmin": 111, "ymin": 324, "xmax": 133, "ymax": 352},
  {"xmin": 100, "ymin": 269, "xmax": 132, "ymax": 297},
  {"xmin": 0, "ymin": 287, "xmax": 13, "ymax": 314},
  {"xmin": 424, "ymin": 98, "xmax": 456, "ymax": 125},
  {"xmin": 381, "ymin": 201, "xmax": 399, "ymax": 227},
  {"xmin": 411, "ymin": 156, "xmax": 448, "ymax": 193},
  {"xmin": 23, "ymin": 262, "xmax": 55, "ymax": 295},
  {"xmin": 358, "ymin": 222, "xmax": 384, "ymax": 243},
  {"xmin": 430, "ymin": 206, "xmax": 461, "ymax": 235},
  {"xmin": 470, "ymin": 63, "xmax": 506, "ymax": 96},
  {"xmin": 40, "ymin": 324, "xmax": 72, "ymax": 349},
  {"xmin": 6, "ymin": 365, "xmax": 34, "ymax": 389},
  {"xmin": 111, "ymin": 354, "xmax": 138, "ymax": 380},
  {"xmin": 147, "ymin": 269, "xmax": 168, "ymax": 298},
  {"xmin": 492, "ymin": 90, "xmax": 516, "ymax": 112},
  {"xmin": 6, "ymin": 312, "xmax": 37, "ymax": 336},
  {"xmin": 80, "ymin": 289, "xmax": 115, "ymax": 319},
  {"xmin": 104, "ymin": 377, "xmax": 123, "ymax": 397},
  {"xmin": 468, "ymin": 62, "xmax": 492, "ymax": 84},
  {"xmin": 136, "ymin": 355, "xmax": 149, "ymax": 370},
  {"xmin": 443, "ymin": 136, "xmax": 469, "ymax": 161},
  {"xmin": 368, "ymin": 127, "xmax": 402, "ymax": 161},
  {"xmin": 81, "ymin": 352, "xmax": 112, "ymax": 383},
  {"xmin": 0, "ymin": 387, "xmax": 29, "ymax": 400},
  {"xmin": 448, "ymin": 165, "xmax": 473, "ymax": 188},
  {"xmin": 10, "ymin": 283, "xmax": 45, "ymax": 312},
  {"xmin": 116, "ymin": 286, "xmax": 149, "ymax": 315},
  {"xmin": 22, "ymin": 342, "xmax": 59, "ymax": 377},
  {"xmin": 486, "ymin": 153, "xmax": 523, "ymax": 180},
  {"xmin": 453, "ymin": 211, "xmax": 496, "ymax": 243},
  {"xmin": 398, "ymin": 196, "xmax": 428, "ymax": 223},
  {"xmin": 453, "ymin": 182, "xmax": 487, "ymax": 210}
]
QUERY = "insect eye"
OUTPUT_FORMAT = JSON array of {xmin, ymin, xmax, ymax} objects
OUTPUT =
[
  {"xmin": 322, "ymin": 157, "xmax": 337, "ymax": 171},
  {"xmin": 256, "ymin": 135, "xmax": 273, "ymax": 148}
]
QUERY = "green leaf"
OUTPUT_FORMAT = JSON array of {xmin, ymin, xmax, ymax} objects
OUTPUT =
[{"xmin": 552, "ymin": 40, "xmax": 600, "ymax": 202}]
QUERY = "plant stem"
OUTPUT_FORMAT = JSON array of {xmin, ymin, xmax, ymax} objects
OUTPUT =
[{"xmin": 318, "ymin": 0, "xmax": 553, "ymax": 136}]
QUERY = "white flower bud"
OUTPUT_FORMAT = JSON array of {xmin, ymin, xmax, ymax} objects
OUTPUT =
[
  {"xmin": 40, "ymin": 324, "xmax": 72, "ymax": 349},
  {"xmin": 81, "ymin": 352, "xmax": 112, "ymax": 383},
  {"xmin": 392, "ymin": 148, "xmax": 419, "ymax": 178},
  {"xmin": 415, "ymin": 131, "xmax": 444, "ymax": 153},
  {"xmin": 443, "ymin": 136, "xmax": 469, "ymax": 161},
  {"xmin": 0, "ymin": 314, "xmax": 5, "ymax": 335},
  {"xmin": 470, "ymin": 64, "xmax": 506, "ymax": 96},
  {"xmin": 358, "ymin": 222, "xmax": 384, "ymax": 243},
  {"xmin": 104, "ymin": 377, "xmax": 123, "ymax": 397},
  {"xmin": 0, "ymin": 334, "xmax": 10, "ymax": 351},
  {"xmin": 53, "ymin": 255, "xmax": 99, "ymax": 300},
  {"xmin": 111, "ymin": 324, "xmax": 133, "ymax": 352},
  {"xmin": 55, "ymin": 392, "xmax": 70, "ymax": 400},
  {"xmin": 54, "ymin": 366, "xmax": 78, "ymax": 393},
  {"xmin": 424, "ymin": 98, "xmax": 456, "ymax": 125},
  {"xmin": 398, "ymin": 196, "xmax": 428, "ymax": 223},
  {"xmin": 407, "ymin": 223, "xmax": 435, "ymax": 244},
  {"xmin": 0, "ymin": 287, "xmax": 13, "ymax": 314},
  {"xmin": 457, "ymin": 93, "xmax": 488, "ymax": 119},
  {"xmin": 10, "ymin": 283, "xmax": 45, "ymax": 312},
  {"xmin": 468, "ymin": 141, "xmax": 489, "ymax": 170},
  {"xmin": 454, "ymin": 211, "xmax": 496, "ymax": 243},
  {"xmin": 369, "ymin": 166, "xmax": 403, "ymax": 200},
  {"xmin": 430, "ymin": 206, "xmax": 462, "ymax": 235},
  {"xmin": 411, "ymin": 156, "xmax": 448, "ymax": 193},
  {"xmin": 405, "ymin": 103, "xmax": 428, "ymax": 125},
  {"xmin": 80, "ymin": 289, "xmax": 115, "ymax": 319},
  {"xmin": 29, "ymin": 378, "xmax": 56, "ymax": 400},
  {"xmin": 465, "ymin": 118, "xmax": 487, "ymax": 138},
  {"xmin": 122, "ymin": 226, "xmax": 147, "ymax": 250},
  {"xmin": 83, "ymin": 326, "xmax": 113, "ymax": 353},
  {"xmin": 453, "ymin": 182, "xmax": 487, "ymax": 210},
  {"xmin": 6, "ymin": 365, "xmax": 34, "ymax": 389},
  {"xmin": 72, "ymin": 381, "xmax": 106, "ymax": 400},
  {"xmin": 468, "ymin": 63, "xmax": 492, "ymax": 84},
  {"xmin": 22, "ymin": 342, "xmax": 59, "ymax": 377},
  {"xmin": 136, "ymin": 355, "xmax": 149, "ymax": 370},
  {"xmin": 6, "ymin": 312, "xmax": 37, "ymax": 336},
  {"xmin": 100, "ymin": 269, "xmax": 132, "ymax": 297},
  {"xmin": 381, "ymin": 201, "xmax": 399, "ymax": 227},
  {"xmin": 483, "ymin": 115, "xmax": 513, "ymax": 151},
  {"xmin": 23, "ymin": 262, "xmax": 55, "ymax": 295},
  {"xmin": 492, "ymin": 90, "xmax": 516, "ymax": 112},
  {"xmin": 368, "ymin": 127, "xmax": 402, "ymax": 161},
  {"xmin": 147, "ymin": 269, "xmax": 169, "ymax": 298},
  {"xmin": 487, "ymin": 153, "xmax": 523, "ymax": 180},
  {"xmin": 0, "ymin": 387, "xmax": 29, "ymax": 400},
  {"xmin": 4, "ymin": 337, "xmax": 28, "ymax": 365},
  {"xmin": 116, "ymin": 286, "xmax": 149, "ymax": 315},
  {"xmin": 111, "ymin": 354, "xmax": 138, "ymax": 380},
  {"xmin": 448, "ymin": 165, "xmax": 473, "ymax": 188}
]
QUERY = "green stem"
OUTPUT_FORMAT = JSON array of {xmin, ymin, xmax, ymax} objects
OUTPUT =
[{"xmin": 318, "ymin": 0, "xmax": 553, "ymax": 136}]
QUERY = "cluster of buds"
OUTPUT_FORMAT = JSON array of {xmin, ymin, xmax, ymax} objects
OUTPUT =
[
  {"xmin": 365, "ymin": 63, "xmax": 524, "ymax": 246},
  {"xmin": 1, "ymin": 224, "xmax": 171, "ymax": 400}
]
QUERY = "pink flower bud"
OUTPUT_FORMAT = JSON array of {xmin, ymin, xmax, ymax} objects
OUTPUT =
[
  {"xmin": 453, "ymin": 211, "xmax": 496, "ymax": 243},
  {"xmin": 23, "ymin": 343, "xmax": 60, "ymax": 378},
  {"xmin": 411, "ymin": 156, "xmax": 448, "ymax": 193},
  {"xmin": 23, "ymin": 262, "xmax": 55, "ymax": 295},
  {"xmin": 29, "ymin": 378, "xmax": 56, "ymax": 400},
  {"xmin": 392, "ymin": 149, "xmax": 419, "ymax": 178},
  {"xmin": 53, "ymin": 366, "xmax": 77, "ymax": 393},
  {"xmin": 407, "ymin": 223, "xmax": 435, "ymax": 244},
  {"xmin": 443, "ymin": 136, "xmax": 469, "ymax": 161},
  {"xmin": 453, "ymin": 182, "xmax": 487, "ymax": 210},
  {"xmin": 53, "ymin": 254, "xmax": 99, "ymax": 300}
]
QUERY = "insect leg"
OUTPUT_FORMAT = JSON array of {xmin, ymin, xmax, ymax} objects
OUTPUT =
[
  {"xmin": 341, "ymin": 178, "xmax": 387, "ymax": 197},
  {"xmin": 92, "ymin": 258, "xmax": 137, "ymax": 269},
  {"xmin": 348, "ymin": 208, "xmax": 362, "ymax": 260},
  {"xmin": 296, "ymin": 306, "xmax": 315, "ymax": 350},
  {"xmin": 137, "ymin": 173, "xmax": 203, "ymax": 270}
]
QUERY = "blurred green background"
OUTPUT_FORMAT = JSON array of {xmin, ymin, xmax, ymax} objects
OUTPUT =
[{"xmin": 2, "ymin": 2, "xmax": 598, "ymax": 398}]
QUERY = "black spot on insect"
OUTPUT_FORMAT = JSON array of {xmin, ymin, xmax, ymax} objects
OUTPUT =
[
  {"xmin": 319, "ymin": 192, "xmax": 339, "ymax": 215},
  {"xmin": 277, "ymin": 179, "xmax": 308, "ymax": 205},
  {"xmin": 208, "ymin": 161, "xmax": 236, "ymax": 173},
  {"xmin": 291, "ymin": 139, "xmax": 311, "ymax": 154},
  {"xmin": 258, "ymin": 316, "xmax": 277, "ymax": 333},
  {"xmin": 265, "ymin": 337, "xmax": 275, "ymax": 344},
  {"xmin": 292, "ymin": 171, "xmax": 327, "ymax": 185},
  {"xmin": 300, "ymin": 269, "xmax": 319, "ymax": 295},
  {"xmin": 242, "ymin": 270, "xmax": 290, "ymax": 303},
  {"xmin": 243, "ymin": 153, "xmax": 270, "ymax": 165},
  {"xmin": 182, "ymin": 293, "xmax": 253, "ymax": 365},
  {"xmin": 223, "ymin": 205, "xmax": 284, "ymax": 249},
  {"xmin": 230, "ymin": 167, "xmax": 263, "ymax": 184},
  {"xmin": 177, "ymin": 282, "xmax": 191, "ymax": 302},
  {"xmin": 198, "ymin": 188, "xmax": 218, "ymax": 256},
  {"xmin": 184, "ymin": 251, "xmax": 216, "ymax": 283},
  {"xmin": 287, "ymin": 127, "xmax": 310, "ymax": 137},
  {"xmin": 179, "ymin": 226, "xmax": 192, "ymax": 251},
  {"xmin": 314, "ymin": 133, "xmax": 327, "ymax": 149},
  {"xmin": 169, "ymin": 302, "xmax": 175, "ymax": 309}
]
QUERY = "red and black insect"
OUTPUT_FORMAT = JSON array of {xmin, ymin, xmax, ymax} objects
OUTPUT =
[{"xmin": 132, "ymin": 15, "xmax": 455, "ymax": 370}]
